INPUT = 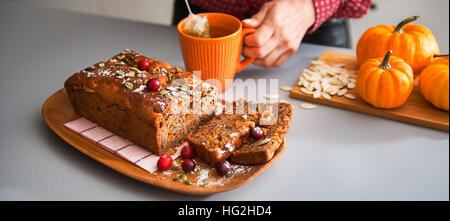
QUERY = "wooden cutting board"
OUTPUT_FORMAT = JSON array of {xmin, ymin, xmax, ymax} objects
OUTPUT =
[{"xmin": 290, "ymin": 50, "xmax": 449, "ymax": 132}]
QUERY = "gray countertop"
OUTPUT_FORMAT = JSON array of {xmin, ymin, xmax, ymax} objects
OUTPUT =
[{"xmin": 0, "ymin": 0, "xmax": 448, "ymax": 201}]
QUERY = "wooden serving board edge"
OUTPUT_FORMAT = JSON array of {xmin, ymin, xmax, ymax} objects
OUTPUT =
[
  {"xmin": 290, "ymin": 89, "xmax": 448, "ymax": 131},
  {"xmin": 41, "ymin": 89, "xmax": 288, "ymax": 195}
]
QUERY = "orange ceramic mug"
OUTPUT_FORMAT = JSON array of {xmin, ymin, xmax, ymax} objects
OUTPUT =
[{"xmin": 177, "ymin": 13, "xmax": 256, "ymax": 92}]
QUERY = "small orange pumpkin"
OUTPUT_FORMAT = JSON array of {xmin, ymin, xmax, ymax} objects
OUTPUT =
[
  {"xmin": 357, "ymin": 50, "xmax": 414, "ymax": 109},
  {"xmin": 419, "ymin": 55, "xmax": 449, "ymax": 111},
  {"xmin": 356, "ymin": 16, "xmax": 440, "ymax": 76}
]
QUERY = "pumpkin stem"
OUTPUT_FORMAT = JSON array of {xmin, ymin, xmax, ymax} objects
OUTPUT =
[
  {"xmin": 393, "ymin": 16, "xmax": 420, "ymax": 33},
  {"xmin": 434, "ymin": 54, "xmax": 449, "ymax": 58},
  {"xmin": 380, "ymin": 50, "xmax": 393, "ymax": 70}
]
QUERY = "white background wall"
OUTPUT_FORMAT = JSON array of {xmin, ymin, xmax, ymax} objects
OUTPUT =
[
  {"xmin": 15, "ymin": 0, "xmax": 450, "ymax": 52},
  {"xmin": 17, "ymin": 0, "xmax": 176, "ymax": 26}
]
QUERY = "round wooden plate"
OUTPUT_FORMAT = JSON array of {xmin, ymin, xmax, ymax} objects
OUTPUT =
[{"xmin": 42, "ymin": 89, "xmax": 286, "ymax": 195}]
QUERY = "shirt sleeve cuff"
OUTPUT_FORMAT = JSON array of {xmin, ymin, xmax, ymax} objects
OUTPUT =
[{"xmin": 306, "ymin": 0, "xmax": 329, "ymax": 34}]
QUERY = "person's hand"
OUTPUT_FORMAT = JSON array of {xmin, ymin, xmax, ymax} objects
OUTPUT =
[{"xmin": 242, "ymin": 0, "xmax": 316, "ymax": 68}]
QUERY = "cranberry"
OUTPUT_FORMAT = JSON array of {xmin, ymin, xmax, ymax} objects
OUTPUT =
[
  {"xmin": 216, "ymin": 160, "xmax": 231, "ymax": 175},
  {"xmin": 157, "ymin": 155, "xmax": 173, "ymax": 171},
  {"xmin": 181, "ymin": 144, "xmax": 195, "ymax": 158},
  {"xmin": 146, "ymin": 78, "xmax": 160, "ymax": 91},
  {"xmin": 138, "ymin": 59, "xmax": 150, "ymax": 71},
  {"xmin": 181, "ymin": 158, "xmax": 196, "ymax": 173},
  {"xmin": 250, "ymin": 127, "xmax": 264, "ymax": 139}
]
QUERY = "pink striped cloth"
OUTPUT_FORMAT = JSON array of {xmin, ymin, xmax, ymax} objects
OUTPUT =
[{"xmin": 64, "ymin": 117, "xmax": 185, "ymax": 173}]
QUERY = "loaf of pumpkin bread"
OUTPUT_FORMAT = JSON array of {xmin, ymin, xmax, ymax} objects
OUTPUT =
[{"xmin": 65, "ymin": 49, "xmax": 218, "ymax": 156}]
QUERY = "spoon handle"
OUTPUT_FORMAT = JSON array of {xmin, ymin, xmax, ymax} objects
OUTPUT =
[{"xmin": 184, "ymin": 0, "xmax": 193, "ymax": 15}]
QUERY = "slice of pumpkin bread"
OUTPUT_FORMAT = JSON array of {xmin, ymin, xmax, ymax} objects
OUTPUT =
[
  {"xmin": 230, "ymin": 102, "xmax": 293, "ymax": 165},
  {"xmin": 187, "ymin": 100, "xmax": 293, "ymax": 165},
  {"xmin": 186, "ymin": 113, "xmax": 256, "ymax": 165},
  {"xmin": 230, "ymin": 134, "xmax": 286, "ymax": 165}
]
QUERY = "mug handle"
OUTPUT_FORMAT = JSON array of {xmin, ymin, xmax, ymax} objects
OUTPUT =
[{"xmin": 235, "ymin": 27, "xmax": 257, "ymax": 73}]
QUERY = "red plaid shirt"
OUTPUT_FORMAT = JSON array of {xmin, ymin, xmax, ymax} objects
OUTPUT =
[{"xmin": 189, "ymin": 0, "xmax": 372, "ymax": 33}]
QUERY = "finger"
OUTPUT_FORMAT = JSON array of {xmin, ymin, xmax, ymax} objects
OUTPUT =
[
  {"xmin": 273, "ymin": 31, "xmax": 303, "ymax": 67},
  {"xmin": 243, "ymin": 4, "xmax": 274, "ymax": 47},
  {"xmin": 242, "ymin": 18, "xmax": 259, "ymax": 28},
  {"xmin": 254, "ymin": 46, "xmax": 288, "ymax": 68},
  {"xmin": 242, "ymin": 3, "xmax": 271, "ymax": 28},
  {"xmin": 244, "ymin": 23, "xmax": 274, "ymax": 47},
  {"xmin": 274, "ymin": 50, "xmax": 296, "ymax": 67},
  {"xmin": 243, "ymin": 37, "xmax": 279, "ymax": 58}
]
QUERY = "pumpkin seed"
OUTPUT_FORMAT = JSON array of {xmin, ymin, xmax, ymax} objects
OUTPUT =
[
  {"xmin": 330, "ymin": 79, "xmax": 342, "ymax": 85},
  {"xmin": 312, "ymin": 82, "xmax": 322, "ymax": 91},
  {"xmin": 322, "ymin": 92, "xmax": 332, "ymax": 100},
  {"xmin": 313, "ymin": 90, "xmax": 321, "ymax": 99},
  {"xmin": 258, "ymin": 138, "xmax": 272, "ymax": 146},
  {"xmin": 226, "ymin": 172, "xmax": 235, "ymax": 179},
  {"xmin": 264, "ymin": 94, "xmax": 279, "ymax": 100},
  {"xmin": 333, "ymin": 63, "xmax": 346, "ymax": 68},
  {"xmin": 116, "ymin": 70, "xmax": 125, "ymax": 77},
  {"xmin": 100, "ymin": 70, "xmax": 111, "ymax": 76},
  {"xmin": 311, "ymin": 60, "xmax": 325, "ymax": 65},
  {"xmin": 300, "ymin": 87, "xmax": 313, "ymax": 95},
  {"xmin": 129, "ymin": 67, "xmax": 140, "ymax": 72},
  {"xmin": 347, "ymin": 82, "xmax": 356, "ymax": 89},
  {"xmin": 125, "ymin": 72, "xmax": 135, "ymax": 77},
  {"xmin": 172, "ymin": 177, "xmax": 182, "ymax": 182},
  {"xmin": 338, "ymin": 88, "xmax": 348, "ymax": 96},
  {"xmin": 180, "ymin": 174, "xmax": 187, "ymax": 181},
  {"xmin": 304, "ymin": 74, "xmax": 321, "ymax": 82},
  {"xmin": 165, "ymin": 94, "xmax": 173, "ymax": 100},
  {"xmin": 344, "ymin": 93, "xmax": 356, "ymax": 100},
  {"xmin": 280, "ymin": 86, "xmax": 293, "ymax": 92},
  {"xmin": 321, "ymin": 79, "xmax": 331, "ymax": 90},
  {"xmin": 170, "ymin": 164, "xmax": 179, "ymax": 171},
  {"xmin": 159, "ymin": 90, "xmax": 168, "ymax": 95},
  {"xmin": 299, "ymin": 103, "xmax": 317, "ymax": 110},
  {"xmin": 329, "ymin": 87, "xmax": 338, "ymax": 95},
  {"xmin": 299, "ymin": 77, "xmax": 308, "ymax": 86},
  {"xmin": 124, "ymin": 82, "xmax": 133, "ymax": 90},
  {"xmin": 202, "ymin": 180, "xmax": 211, "ymax": 187},
  {"xmin": 166, "ymin": 86, "xmax": 177, "ymax": 91},
  {"xmin": 117, "ymin": 55, "xmax": 125, "ymax": 60},
  {"xmin": 339, "ymin": 75, "xmax": 348, "ymax": 85},
  {"xmin": 184, "ymin": 180, "xmax": 192, "ymax": 185}
]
